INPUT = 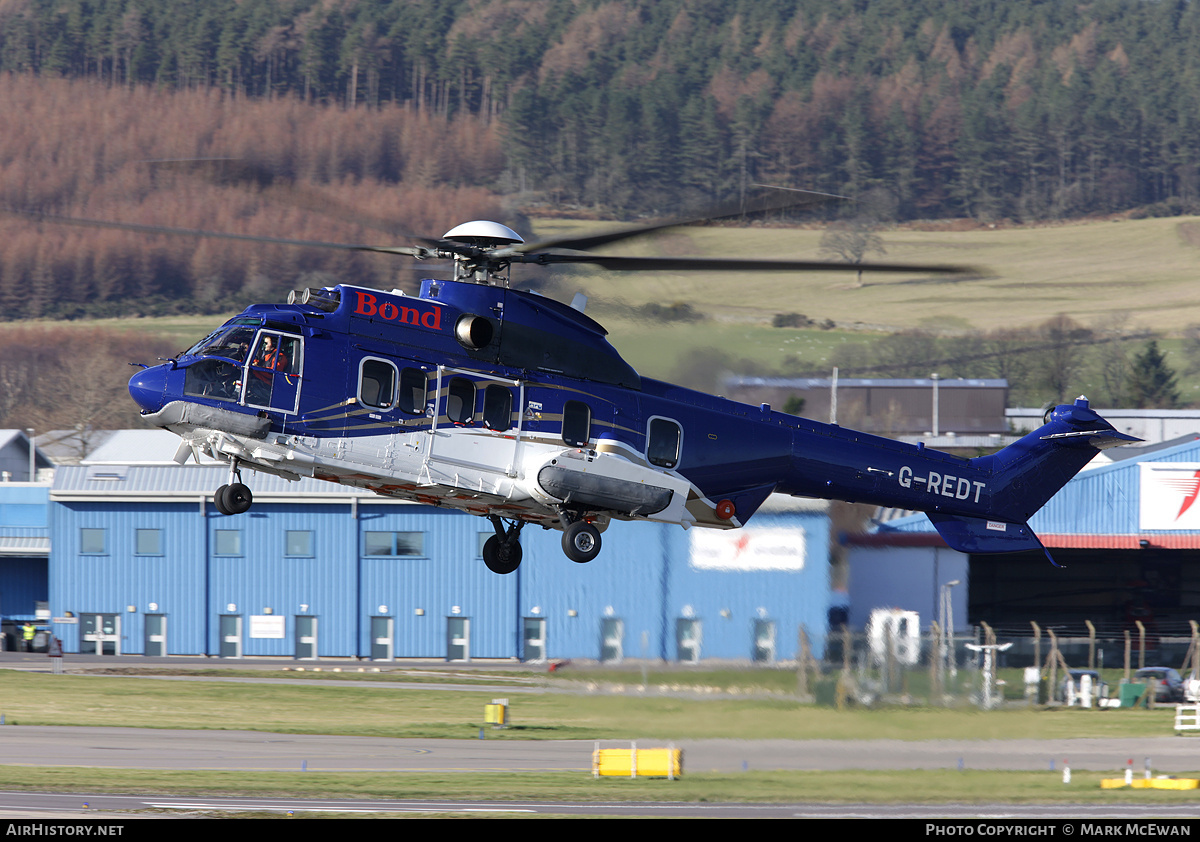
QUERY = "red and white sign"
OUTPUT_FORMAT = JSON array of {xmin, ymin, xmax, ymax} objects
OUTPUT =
[
  {"xmin": 1139, "ymin": 463, "xmax": 1200, "ymax": 530},
  {"xmin": 690, "ymin": 527, "xmax": 805, "ymax": 571}
]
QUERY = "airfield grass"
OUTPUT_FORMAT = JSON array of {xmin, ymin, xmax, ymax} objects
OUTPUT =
[
  {"xmin": 0, "ymin": 669, "xmax": 1184, "ymax": 742},
  {"xmin": 0, "ymin": 767, "xmax": 1195, "ymax": 807}
]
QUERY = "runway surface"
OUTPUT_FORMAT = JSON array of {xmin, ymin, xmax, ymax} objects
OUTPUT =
[{"xmin": 4, "ymin": 725, "xmax": 1200, "ymax": 773}]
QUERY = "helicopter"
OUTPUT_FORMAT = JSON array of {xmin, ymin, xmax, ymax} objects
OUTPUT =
[{"xmin": 16, "ymin": 186, "xmax": 1139, "ymax": 574}]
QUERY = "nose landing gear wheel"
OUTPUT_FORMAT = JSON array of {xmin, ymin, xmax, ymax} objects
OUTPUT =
[
  {"xmin": 213, "ymin": 484, "xmax": 231, "ymax": 515},
  {"xmin": 563, "ymin": 521, "xmax": 601, "ymax": 563},
  {"xmin": 223, "ymin": 482, "xmax": 253, "ymax": 514},
  {"xmin": 215, "ymin": 482, "xmax": 253, "ymax": 515},
  {"xmin": 482, "ymin": 535, "xmax": 523, "ymax": 575}
]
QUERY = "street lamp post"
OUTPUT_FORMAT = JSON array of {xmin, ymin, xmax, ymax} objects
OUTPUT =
[
  {"xmin": 931, "ymin": 373, "xmax": 940, "ymax": 438},
  {"xmin": 941, "ymin": 579, "xmax": 961, "ymax": 680}
]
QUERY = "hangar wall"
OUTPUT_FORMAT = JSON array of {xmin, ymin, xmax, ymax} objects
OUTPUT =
[{"xmin": 46, "ymin": 463, "xmax": 829, "ymax": 662}]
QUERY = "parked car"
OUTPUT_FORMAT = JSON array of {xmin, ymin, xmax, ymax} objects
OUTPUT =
[
  {"xmin": 1134, "ymin": 667, "xmax": 1185, "ymax": 702},
  {"xmin": 1058, "ymin": 669, "xmax": 1108, "ymax": 702}
]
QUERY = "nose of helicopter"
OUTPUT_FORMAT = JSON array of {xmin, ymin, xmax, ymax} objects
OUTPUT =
[{"xmin": 128, "ymin": 364, "xmax": 169, "ymax": 414}]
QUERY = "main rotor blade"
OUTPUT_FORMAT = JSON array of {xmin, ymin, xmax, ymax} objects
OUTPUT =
[
  {"xmin": 1, "ymin": 208, "xmax": 430, "ymax": 257},
  {"xmin": 520, "ymin": 253, "xmax": 977, "ymax": 275},
  {"xmin": 513, "ymin": 189, "xmax": 845, "ymax": 254},
  {"xmin": 145, "ymin": 158, "xmax": 445, "ymax": 246}
]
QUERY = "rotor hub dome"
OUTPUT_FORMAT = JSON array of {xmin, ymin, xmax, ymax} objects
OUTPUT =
[{"xmin": 443, "ymin": 220, "xmax": 524, "ymax": 247}]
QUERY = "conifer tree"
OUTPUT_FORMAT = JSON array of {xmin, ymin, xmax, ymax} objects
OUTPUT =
[{"xmin": 1128, "ymin": 340, "xmax": 1181, "ymax": 409}]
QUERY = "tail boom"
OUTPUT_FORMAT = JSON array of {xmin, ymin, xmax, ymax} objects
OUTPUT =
[{"xmin": 774, "ymin": 396, "xmax": 1137, "ymax": 554}]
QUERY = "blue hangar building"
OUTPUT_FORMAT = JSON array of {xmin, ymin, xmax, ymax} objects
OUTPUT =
[{"xmin": 36, "ymin": 432, "xmax": 831, "ymax": 662}]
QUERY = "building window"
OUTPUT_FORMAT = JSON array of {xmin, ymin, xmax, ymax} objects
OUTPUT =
[
  {"xmin": 80, "ymin": 528, "xmax": 106, "ymax": 554},
  {"xmin": 364, "ymin": 531, "xmax": 425, "ymax": 557},
  {"xmin": 135, "ymin": 528, "xmax": 162, "ymax": 555},
  {"xmin": 214, "ymin": 529, "xmax": 242, "ymax": 556},
  {"xmin": 285, "ymin": 530, "xmax": 313, "ymax": 557}
]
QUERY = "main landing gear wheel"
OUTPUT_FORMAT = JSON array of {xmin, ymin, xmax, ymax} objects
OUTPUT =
[
  {"xmin": 562, "ymin": 521, "xmax": 601, "ymax": 563},
  {"xmin": 214, "ymin": 482, "xmax": 253, "ymax": 515},
  {"xmin": 482, "ymin": 535, "xmax": 523, "ymax": 575}
]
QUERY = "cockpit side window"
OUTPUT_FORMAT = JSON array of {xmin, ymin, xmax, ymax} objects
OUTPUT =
[{"xmin": 183, "ymin": 359, "xmax": 240, "ymax": 401}]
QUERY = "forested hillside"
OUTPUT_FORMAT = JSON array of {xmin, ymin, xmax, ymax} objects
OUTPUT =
[
  {"xmin": 3, "ymin": 0, "xmax": 1200, "ymax": 220},
  {"xmin": 0, "ymin": 74, "xmax": 510, "ymax": 319}
]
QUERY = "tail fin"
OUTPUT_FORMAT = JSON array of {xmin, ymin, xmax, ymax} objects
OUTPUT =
[{"xmin": 928, "ymin": 396, "xmax": 1139, "ymax": 553}]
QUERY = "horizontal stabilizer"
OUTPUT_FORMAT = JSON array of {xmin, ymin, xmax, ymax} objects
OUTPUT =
[
  {"xmin": 927, "ymin": 513, "xmax": 1044, "ymax": 554},
  {"xmin": 1039, "ymin": 429, "xmax": 1143, "ymax": 451}
]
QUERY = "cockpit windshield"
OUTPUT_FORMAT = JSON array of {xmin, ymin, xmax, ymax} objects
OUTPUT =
[{"xmin": 185, "ymin": 324, "xmax": 258, "ymax": 362}]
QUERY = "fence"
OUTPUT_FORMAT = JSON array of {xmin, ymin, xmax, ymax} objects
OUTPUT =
[{"xmin": 800, "ymin": 619, "xmax": 1200, "ymax": 708}]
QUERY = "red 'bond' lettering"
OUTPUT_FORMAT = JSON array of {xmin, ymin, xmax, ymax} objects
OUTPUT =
[
  {"xmin": 354, "ymin": 290, "xmax": 444, "ymax": 332},
  {"xmin": 354, "ymin": 292, "xmax": 378, "ymax": 316}
]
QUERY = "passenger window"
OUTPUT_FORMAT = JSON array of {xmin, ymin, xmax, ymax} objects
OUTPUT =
[
  {"xmin": 447, "ymin": 378, "xmax": 476, "ymax": 424},
  {"xmin": 483, "ymin": 385, "xmax": 512, "ymax": 431},
  {"xmin": 562, "ymin": 400, "xmax": 591, "ymax": 447},
  {"xmin": 398, "ymin": 368, "xmax": 428, "ymax": 415},
  {"xmin": 647, "ymin": 418, "xmax": 682, "ymax": 468},
  {"xmin": 359, "ymin": 359, "xmax": 397, "ymax": 409}
]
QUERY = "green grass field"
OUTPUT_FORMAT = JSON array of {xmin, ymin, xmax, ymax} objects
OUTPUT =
[
  {"xmin": 0, "ymin": 767, "xmax": 1192, "ymax": 808},
  {"xmin": 0, "ymin": 669, "xmax": 1183, "ymax": 741}
]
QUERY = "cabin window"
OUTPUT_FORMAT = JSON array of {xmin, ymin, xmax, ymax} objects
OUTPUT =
[
  {"xmin": 647, "ymin": 417, "xmax": 682, "ymax": 468},
  {"xmin": 447, "ymin": 378, "xmax": 476, "ymax": 424},
  {"xmin": 483, "ymin": 385, "xmax": 513, "ymax": 431},
  {"xmin": 562, "ymin": 401, "xmax": 591, "ymax": 447},
  {"xmin": 398, "ymin": 368, "xmax": 428, "ymax": 415},
  {"xmin": 359, "ymin": 359, "xmax": 397, "ymax": 409}
]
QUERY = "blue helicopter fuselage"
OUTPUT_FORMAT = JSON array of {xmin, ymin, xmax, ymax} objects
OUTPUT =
[{"xmin": 128, "ymin": 278, "xmax": 1137, "ymax": 557}]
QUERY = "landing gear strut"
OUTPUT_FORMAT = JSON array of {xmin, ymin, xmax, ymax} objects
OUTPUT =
[
  {"xmin": 213, "ymin": 460, "xmax": 253, "ymax": 516},
  {"xmin": 482, "ymin": 516, "xmax": 524, "ymax": 574}
]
